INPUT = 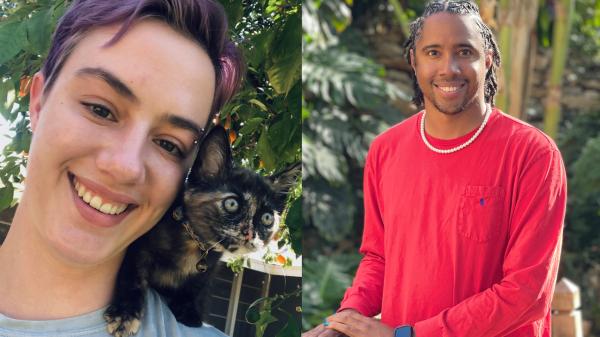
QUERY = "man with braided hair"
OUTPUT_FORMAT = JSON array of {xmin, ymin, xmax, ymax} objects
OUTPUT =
[{"xmin": 303, "ymin": 1, "xmax": 566, "ymax": 337}]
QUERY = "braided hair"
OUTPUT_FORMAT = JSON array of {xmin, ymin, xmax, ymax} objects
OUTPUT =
[{"xmin": 403, "ymin": 0, "xmax": 501, "ymax": 107}]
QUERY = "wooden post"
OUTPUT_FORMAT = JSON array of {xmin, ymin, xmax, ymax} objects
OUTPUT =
[{"xmin": 552, "ymin": 277, "xmax": 583, "ymax": 337}]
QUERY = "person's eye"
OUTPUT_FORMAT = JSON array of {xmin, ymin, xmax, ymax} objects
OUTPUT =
[
  {"xmin": 427, "ymin": 50, "xmax": 439, "ymax": 57},
  {"xmin": 81, "ymin": 102, "xmax": 114, "ymax": 121},
  {"xmin": 458, "ymin": 49, "xmax": 473, "ymax": 56},
  {"xmin": 154, "ymin": 139, "xmax": 184, "ymax": 158}
]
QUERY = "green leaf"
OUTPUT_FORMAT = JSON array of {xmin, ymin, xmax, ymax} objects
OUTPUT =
[
  {"xmin": 286, "ymin": 197, "xmax": 302, "ymax": 255},
  {"xmin": 26, "ymin": 8, "xmax": 53, "ymax": 55},
  {"xmin": 219, "ymin": 0, "xmax": 244, "ymax": 30},
  {"xmin": 0, "ymin": 185, "xmax": 14, "ymax": 212},
  {"xmin": 257, "ymin": 130, "xmax": 277, "ymax": 171},
  {"xmin": 245, "ymin": 29, "xmax": 275, "ymax": 67},
  {"xmin": 0, "ymin": 20, "xmax": 27, "ymax": 65},
  {"xmin": 275, "ymin": 312, "xmax": 300, "ymax": 337},
  {"xmin": 246, "ymin": 297, "xmax": 278, "ymax": 337},
  {"xmin": 249, "ymin": 98, "xmax": 269, "ymax": 112},
  {"xmin": 267, "ymin": 12, "xmax": 301, "ymax": 95},
  {"xmin": 0, "ymin": 80, "xmax": 15, "ymax": 120},
  {"xmin": 239, "ymin": 116, "xmax": 264, "ymax": 135}
]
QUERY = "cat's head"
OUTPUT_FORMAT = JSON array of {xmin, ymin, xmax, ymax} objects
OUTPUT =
[{"xmin": 182, "ymin": 126, "xmax": 300, "ymax": 253}]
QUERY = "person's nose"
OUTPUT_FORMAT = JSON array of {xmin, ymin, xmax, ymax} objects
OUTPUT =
[
  {"xmin": 96, "ymin": 127, "xmax": 147, "ymax": 185},
  {"xmin": 440, "ymin": 54, "xmax": 461, "ymax": 77}
]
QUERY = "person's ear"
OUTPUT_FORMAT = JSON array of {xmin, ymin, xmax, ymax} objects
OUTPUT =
[
  {"xmin": 485, "ymin": 49, "xmax": 493, "ymax": 70},
  {"xmin": 29, "ymin": 72, "xmax": 45, "ymax": 132}
]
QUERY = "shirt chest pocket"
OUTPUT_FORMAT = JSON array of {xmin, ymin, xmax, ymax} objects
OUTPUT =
[{"xmin": 458, "ymin": 185, "xmax": 505, "ymax": 243}]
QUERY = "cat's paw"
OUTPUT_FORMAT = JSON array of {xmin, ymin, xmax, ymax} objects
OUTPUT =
[{"xmin": 104, "ymin": 312, "xmax": 142, "ymax": 337}]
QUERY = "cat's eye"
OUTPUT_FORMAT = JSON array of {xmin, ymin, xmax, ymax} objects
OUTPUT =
[
  {"xmin": 223, "ymin": 197, "xmax": 239, "ymax": 213},
  {"xmin": 261, "ymin": 212, "xmax": 274, "ymax": 226}
]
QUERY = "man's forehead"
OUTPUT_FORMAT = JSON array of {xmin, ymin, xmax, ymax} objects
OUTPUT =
[{"xmin": 416, "ymin": 12, "xmax": 485, "ymax": 48}]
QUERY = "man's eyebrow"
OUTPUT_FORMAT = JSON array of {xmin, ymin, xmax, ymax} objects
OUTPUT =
[
  {"xmin": 421, "ymin": 44, "xmax": 441, "ymax": 51},
  {"xmin": 75, "ymin": 67, "xmax": 138, "ymax": 102},
  {"xmin": 164, "ymin": 114, "xmax": 205, "ymax": 141},
  {"xmin": 421, "ymin": 42, "xmax": 477, "ymax": 49}
]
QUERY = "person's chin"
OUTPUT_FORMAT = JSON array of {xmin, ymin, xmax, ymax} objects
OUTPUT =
[{"xmin": 45, "ymin": 225, "xmax": 122, "ymax": 267}]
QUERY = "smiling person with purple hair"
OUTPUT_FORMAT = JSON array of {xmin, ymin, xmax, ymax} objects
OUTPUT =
[{"xmin": 0, "ymin": 0, "xmax": 243, "ymax": 336}]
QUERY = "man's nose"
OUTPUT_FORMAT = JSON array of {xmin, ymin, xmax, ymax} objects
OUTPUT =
[
  {"xmin": 96, "ymin": 128, "xmax": 147, "ymax": 184},
  {"xmin": 440, "ymin": 55, "xmax": 460, "ymax": 76}
]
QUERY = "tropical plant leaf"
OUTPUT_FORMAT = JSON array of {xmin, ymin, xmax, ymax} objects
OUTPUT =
[
  {"xmin": 26, "ymin": 8, "xmax": 53, "ymax": 55},
  {"xmin": 0, "ymin": 20, "xmax": 26, "ymax": 65},
  {"xmin": 267, "ymin": 12, "xmax": 301, "ymax": 95}
]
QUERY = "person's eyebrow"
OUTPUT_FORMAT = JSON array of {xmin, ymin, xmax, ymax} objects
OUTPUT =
[
  {"xmin": 421, "ymin": 44, "xmax": 442, "ymax": 51},
  {"xmin": 163, "ymin": 114, "xmax": 205, "ymax": 142},
  {"xmin": 75, "ymin": 67, "xmax": 138, "ymax": 102}
]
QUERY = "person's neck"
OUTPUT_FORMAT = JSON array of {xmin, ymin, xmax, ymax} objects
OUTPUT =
[
  {"xmin": 0, "ymin": 208, "xmax": 120, "ymax": 320},
  {"xmin": 423, "ymin": 101, "xmax": 489, "ymax": 140}
]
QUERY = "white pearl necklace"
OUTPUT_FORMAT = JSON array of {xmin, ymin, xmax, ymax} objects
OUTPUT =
[{"xmin": 420, "ymin": 105, "xmax": 491, "ymax": 154}]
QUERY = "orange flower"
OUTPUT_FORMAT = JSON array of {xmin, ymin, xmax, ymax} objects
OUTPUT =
[
  {"xmin": 276, "ymin": 254, "xmax": 286, "ymax": 264},
  {"xmin": 19, "ymin": 76, "xmax": 32, "ymax": 98},
  {"xmin": 228, "ymin": 130, "xmax": 237, "ymax": 144}
]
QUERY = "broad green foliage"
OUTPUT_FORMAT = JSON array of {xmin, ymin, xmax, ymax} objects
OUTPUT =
[
  {"xmin": 0, "ymin": 1, "xmax": 301, "ymax": 336},
  {"xmin": 302, "ymin": 253, "xmax": 360, "ymax": 330},
  {"xmin": 0, "ymin": 0, "xmax": 69, "ymax": 211},
  {"xmin": 302, "ymin": 0, "xmax": 408, "ymax": 245},
  {"xmin": 302, "ymin": 0, "xmax": 409, "ymax": 327}
]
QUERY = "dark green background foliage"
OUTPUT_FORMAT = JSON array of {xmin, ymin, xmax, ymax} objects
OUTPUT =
[
  {"xmin": 302, "ymin": 0, "xmax": 600, "ymax": 334},
  {"xmin": 0, "ymin": 1, "xmax": 301, "ymax": 336}
]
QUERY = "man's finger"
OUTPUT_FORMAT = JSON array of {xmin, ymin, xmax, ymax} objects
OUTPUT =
[
  {"xmin": 326, "ymin": 320, "xmax": 361, "ymax": 337},
  {"xmin": 303, "ymin": 324, "xmax": 343, "ymax": 337},
  {"xmin": 328, "ymin": 311, "xmax": 369, "ymax": 328}
]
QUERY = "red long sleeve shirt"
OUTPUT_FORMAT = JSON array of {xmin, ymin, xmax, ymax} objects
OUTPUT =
[{"xmin": 339, "ymin": 108, "xmax": 567, "ymax": 337}]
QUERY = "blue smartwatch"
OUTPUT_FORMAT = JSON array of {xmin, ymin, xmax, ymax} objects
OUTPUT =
[{"xmin": 394, "ymin": 325, "xmax": 414, "ymax": 337}]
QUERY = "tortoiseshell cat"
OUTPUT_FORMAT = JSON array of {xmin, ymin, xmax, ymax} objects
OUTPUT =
[{"xmin": 104, "ymin": 126, "xmax": 300, "ymax": 337}]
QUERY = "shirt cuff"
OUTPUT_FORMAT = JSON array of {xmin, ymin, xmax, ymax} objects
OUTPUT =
[
  {"xmin": 414, "ymin": 316, "xmax": 444, "ymax": 337},
  {"xmin": 337, "ymin": 295, "xmax": 372, "ymax": 316}
]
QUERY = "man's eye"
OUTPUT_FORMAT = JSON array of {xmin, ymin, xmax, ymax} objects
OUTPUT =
[
  {"xmin": 82, "ymin": 102, "xmax": 114, "ymax": 120},
  {"xmin": 154, "ymin": 139, "xmax": 183, "ymax": 158},
  {"xmin": 427, "ymin": 50, "xmax": 439, "ymax": 57},
  {"xmin": 458, "ymin": 49, "xmax": 472, "ymax": 56}
]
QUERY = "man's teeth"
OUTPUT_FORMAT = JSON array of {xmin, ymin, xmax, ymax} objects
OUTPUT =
[
  {"xmin": 439, "ymin": 86, "xmax": 461, "ymax": 92},
  {"xmin": 74, "ymin": 180, "xmax": 128, "ymax": 215}
]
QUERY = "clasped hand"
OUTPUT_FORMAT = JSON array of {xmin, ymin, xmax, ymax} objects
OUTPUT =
[{"xmin": 302, "ymin": 309, "xmax": 394, "ymax": 337}]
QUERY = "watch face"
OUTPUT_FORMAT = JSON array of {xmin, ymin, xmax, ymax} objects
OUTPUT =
[{"xmin": 394, "ymin": 326, "xmax": 413, "ymax": 337}]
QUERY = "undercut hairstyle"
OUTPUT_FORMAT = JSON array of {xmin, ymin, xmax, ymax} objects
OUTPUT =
[
  {"xmin": 41, "ymin": 0, "xmax": 244, "ymax": 127},
  {"xmin": 403, "ymin": 0, "xmax": 501, "ymax": 107}
]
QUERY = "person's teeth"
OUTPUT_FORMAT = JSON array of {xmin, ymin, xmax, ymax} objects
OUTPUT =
[
  {"xmin": 78, "ymin": 184, "xmax": 86, "ymax": 197},
  {"xmin": 440, "ymin": 86, "xmax": 459, "ymax": 92},
  {"xmin": 116, "ymin": 204, "xmax": 128, "ymax": 214},
  {"xmin": 90, "ymin": 196, "xmax": 102, "ymax": 209},
  {"xmin": 73, "ymin": 177, "xmax": 129, "ymax": 215},
  {"xmin": 100, "ymin": 203, "xmax": 112, "ymax": 214}
]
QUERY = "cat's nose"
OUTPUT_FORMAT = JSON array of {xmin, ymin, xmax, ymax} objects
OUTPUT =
[{"xmin": 242, "ymin": 226, "xmax": 254, "ymax": 240}]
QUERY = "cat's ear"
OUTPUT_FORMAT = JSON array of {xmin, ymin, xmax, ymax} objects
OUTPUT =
[
  {"xmin": 268, "ymin": 162, "xmax": 301, "ymax": 196},
  {"xmin": 189, "ymin": 125, "xmax": 233, "ymax": 182}
]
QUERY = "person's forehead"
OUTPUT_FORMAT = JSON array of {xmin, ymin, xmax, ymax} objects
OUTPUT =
[
  {"xmin": 53, "ymin": 20, "xmax": 215, "ymax": 124},
  {"xmin": 417, "ymin": 12, "xmax": 485, "ymax": 48}
]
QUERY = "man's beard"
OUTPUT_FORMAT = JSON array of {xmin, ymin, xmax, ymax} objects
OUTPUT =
[{"xmin": 429, "ymin": 90, "xmax": 478, "ymax": 115}]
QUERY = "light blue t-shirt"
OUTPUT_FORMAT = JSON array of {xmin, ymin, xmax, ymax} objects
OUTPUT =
[{"xmin": 0, "ymin": 289, "xmax": 228, "ymax": 337}]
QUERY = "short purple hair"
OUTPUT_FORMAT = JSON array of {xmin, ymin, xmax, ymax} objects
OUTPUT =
[{"xmin": 41, "ymin": 0, "xmax": 243, "ymax": 125}]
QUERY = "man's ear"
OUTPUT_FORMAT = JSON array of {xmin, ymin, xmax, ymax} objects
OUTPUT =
[
  {"xmin": 485, "ymin": 49, "xmax": 493, "ymax": 70},
  {"xmin": 29, "ymin": 72, "xmax": 45, "ymax": 132}
]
